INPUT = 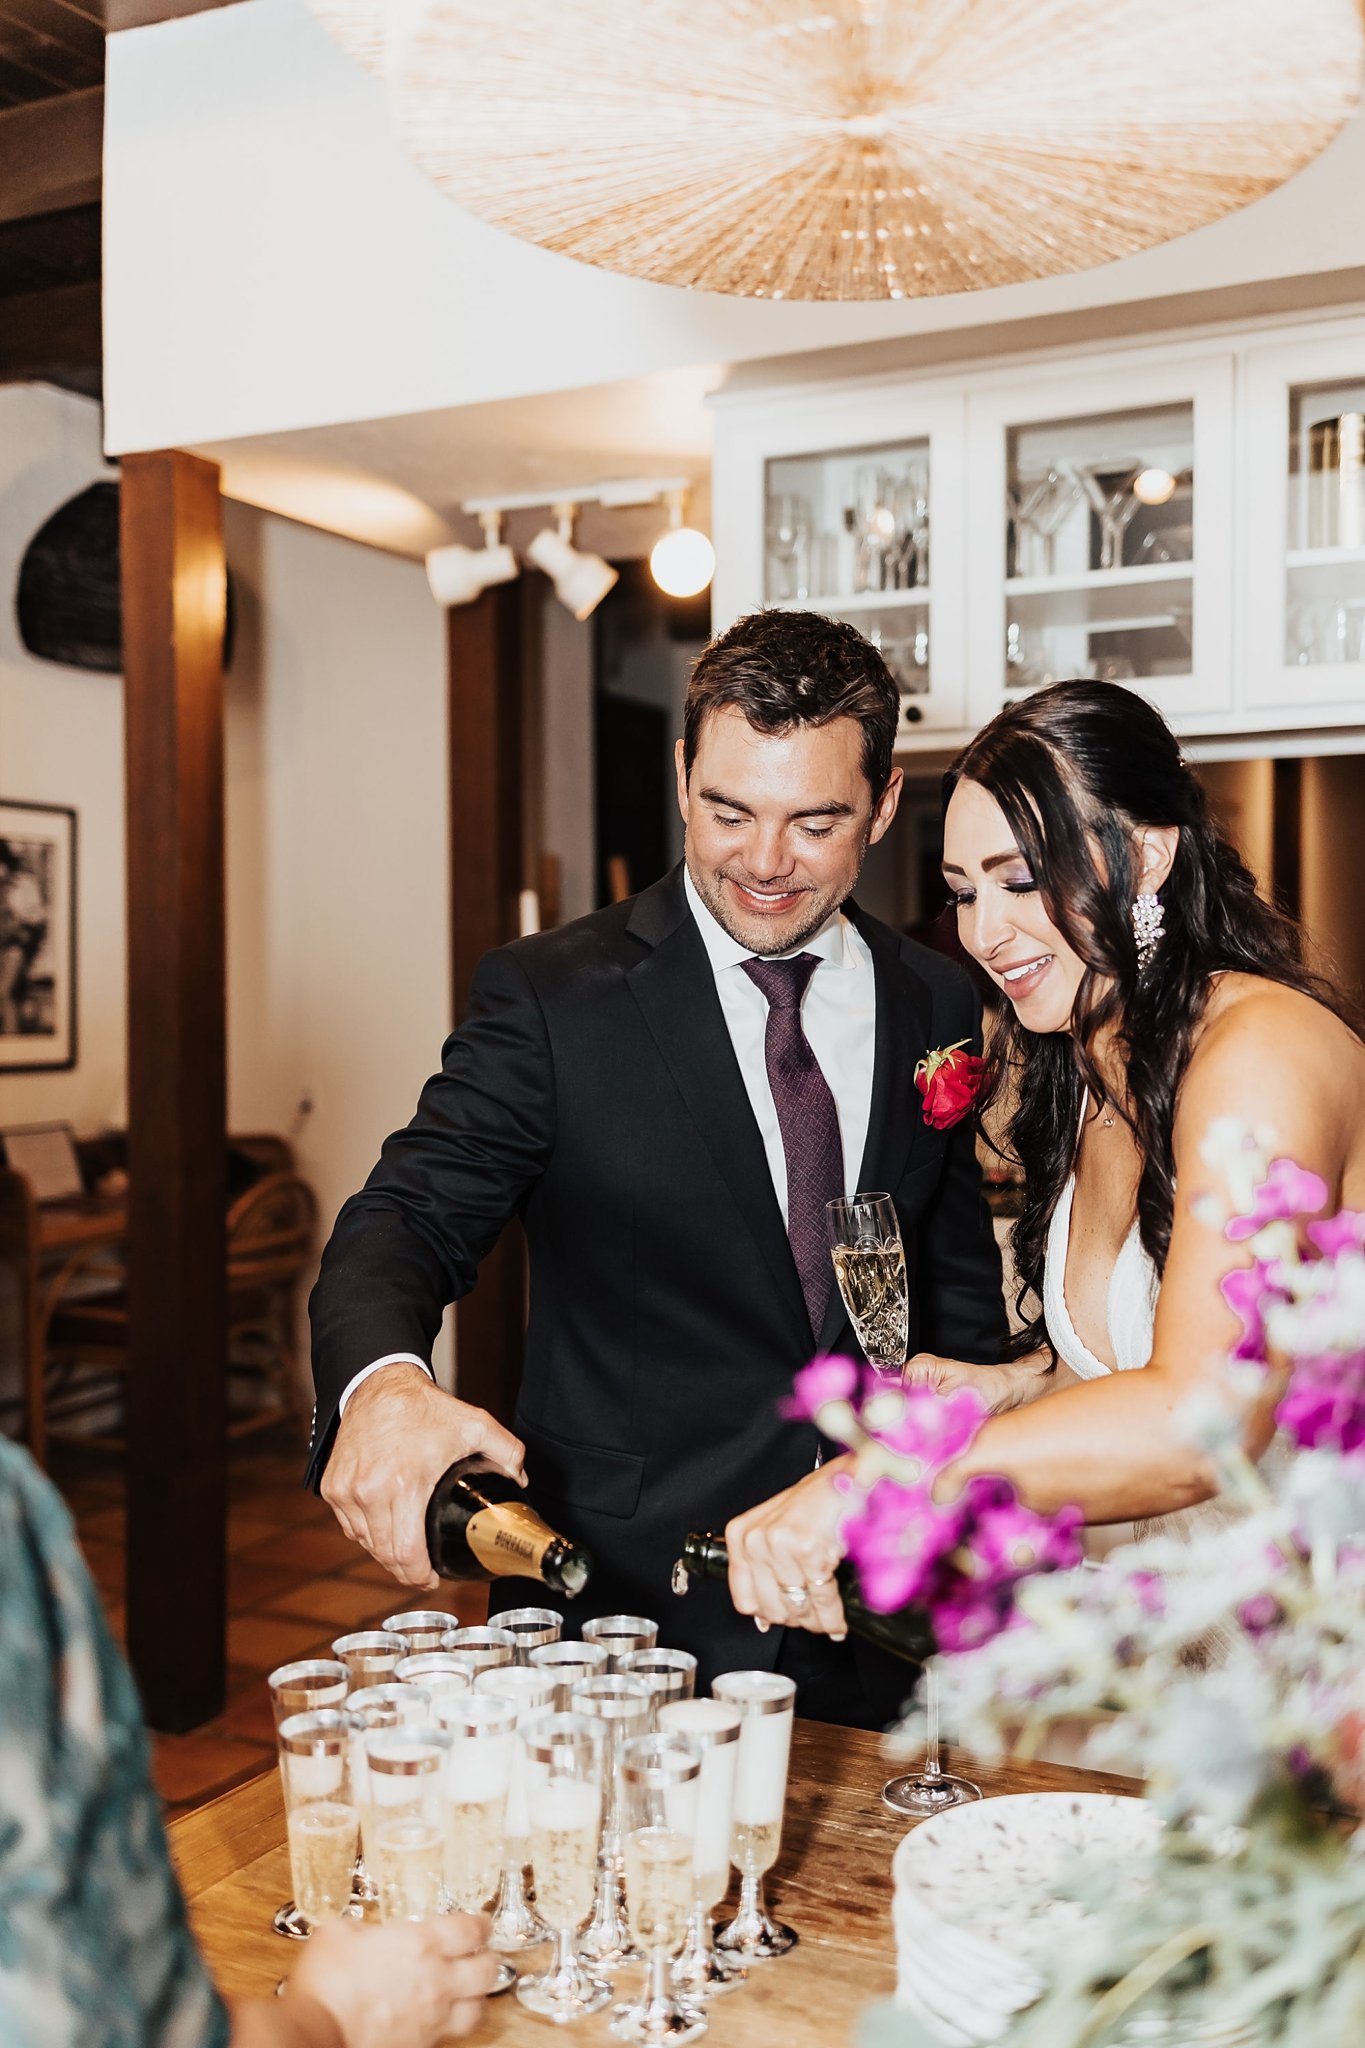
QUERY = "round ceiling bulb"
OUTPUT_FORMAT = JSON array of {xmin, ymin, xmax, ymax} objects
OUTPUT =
[
  {"xmin": 650, "ymin": 525, "xmax": 715, "ymax": 599},
  {"xmin": 1132, "ymin": 467, "xmax": 1178, "ymax": 506}
]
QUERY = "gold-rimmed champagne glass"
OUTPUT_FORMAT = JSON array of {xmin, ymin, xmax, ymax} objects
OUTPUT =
[
  {"xmin": 656, "ymin": 1698, "xmax": 744, "ymax": 2001},
  {"xmin": 268, "ymin": 1660, "xmax": 348, "ymax": 1939},
  {"xmin": 712, "ymin": 1671, "xmax": 796, "ymax": 1961},
  {"xmin": 612, "ymin": 1733, "xmax": 706, "ymax": 2044},
  {"xmin": 826, "ymin": 1192, "xmax": 908, "ymax": 1381},
  {"xmin": 516, "ymin": 1713, "xmax": 611, "ymax": 2023}
]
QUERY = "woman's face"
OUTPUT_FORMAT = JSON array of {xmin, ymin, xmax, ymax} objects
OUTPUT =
[{"xmin": 941, "ymin": 778, "xmax": 1088, "ymax": 1036}]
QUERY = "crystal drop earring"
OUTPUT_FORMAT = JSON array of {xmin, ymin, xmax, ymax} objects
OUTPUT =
[{"xmin": 1131, "ymin": 891, "xmax": 1164, "ymax": 971}]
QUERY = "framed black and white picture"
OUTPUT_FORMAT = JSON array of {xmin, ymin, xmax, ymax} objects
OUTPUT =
[{"xmin": 0, "ymin": 800, "xmax": 77, "ymax": 1072}]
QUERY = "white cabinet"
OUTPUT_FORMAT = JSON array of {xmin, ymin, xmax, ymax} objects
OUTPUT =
[
  {"xmin": 711, "ymin": 315, "xmax": 1365, "ymax": 753},
  {"xmin": 1243, "ymin": 334, "xmax": 1365, "ymax": 721}
]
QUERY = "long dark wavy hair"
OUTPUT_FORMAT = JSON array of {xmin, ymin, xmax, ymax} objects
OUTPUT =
[{"xmin": 945, "ymin": 680, "xmax": 1359, "ymax": 1358}]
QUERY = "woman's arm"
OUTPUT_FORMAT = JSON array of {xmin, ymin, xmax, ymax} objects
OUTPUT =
[{"xmin": 905, "ymin": 1348, "xmax": 1079, "ymax": 1411}]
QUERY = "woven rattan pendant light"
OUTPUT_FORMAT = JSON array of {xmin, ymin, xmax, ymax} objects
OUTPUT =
[{"xmin": 310, "ymin": 0, "xmax": 1361, "ymax": 302}]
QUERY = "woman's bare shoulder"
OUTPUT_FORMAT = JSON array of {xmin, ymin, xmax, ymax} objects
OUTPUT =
[
  {"xmin": 1198, "ymin": 973, "xmax": 1359, "ymax": 1059},
  {"xmin": 1179, "ymin": 974, "xmax": 1364, "ymax": 1154}
]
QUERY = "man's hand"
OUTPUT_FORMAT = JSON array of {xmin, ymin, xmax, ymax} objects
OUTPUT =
[
  {"xmin": 321, "ymin": 1365, "xmax": 525, "ymax": 1588},
  {"xmin": 725, "ymin": 1458, "xmax": 852, "ymax": 1639}
]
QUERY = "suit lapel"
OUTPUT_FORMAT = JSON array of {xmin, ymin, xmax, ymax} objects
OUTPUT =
[
  {"xmin": 812, "ymin": 908, "xmax": 935, "ymax": 1356},
  {"xmin": 626, "ymin": 873, "xmax": 812, "ymax": 1354}
]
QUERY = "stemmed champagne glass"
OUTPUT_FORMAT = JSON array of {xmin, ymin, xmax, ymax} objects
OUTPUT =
[
  {"xmin": 383, "ymin": 1609, "xmax": 461, "ymax": 1654},
  {"xmin": 657, "ymin": 1697, "xmax": 745, "ymax": 2001},
  {"xmin": 363, "ymin": 1724, "xmax": 450, "ymax": 1923},
  {"xmin": 348, "ymin": 1681, "xmax": 431, "ymax": 1904},
  {"xmin": 826, "ymin": 1193, "xmax": 908, "ymax": 1380},
  {"xmin": 277, "ymin": 1709, "xmax": 360, "ymax": 1933},
  {"xmin": 268, "ymin": 1660, "xmax": 349, "ymax": 1939},
  {"xmin": 439, "ymin": 1690, "xmax": 521, "ymax": 1993},
  {"xmin": 517, "ymin": 1712, "xmax": 612, "ymax": 2023},
  {"xmin": 472, "ymin": 1664, "xmax": 558, "ymax": 1954},
  {"xmin": 442, "ymin": 1625, "xmax": 517, "ymax": 1676},
  {"xmin": 572, "ymin": 1673, "xmax": 654, "ymax": 1969},
  {"xmin": 529, "ymin": 1638, "xmax": 609, "ymax": 1707},
  {"xmin": 712, "ymin": 1671, "xmax": 797, "ymax": 1960},
  {"xmin": 582, "ymin": 1614, "xmax": 660, "ymax": 1672},
  {"xmin": 765, "ymin": 493, "xmax": 811, "ymax": 602},
  {"xmin": 611, "ymin": 1734, "xmax": 706, "ymax": 2044},
  {"xmin": 620, "ymin": 1649, "xmax": 698, "ymax": 1721},
  {"xmin": 496, "ymin": 1606, "xmax": 563, "ymax": 1663}
]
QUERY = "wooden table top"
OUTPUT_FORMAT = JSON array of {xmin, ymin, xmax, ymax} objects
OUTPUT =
[{"xmin": 168, "ymin": 1719, "xmax": 1141, "ymax": 2045}]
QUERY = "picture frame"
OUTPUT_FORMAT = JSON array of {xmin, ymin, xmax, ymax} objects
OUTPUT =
[{"xmin": 0, "ymin": 800, "xmax": 77, "ymax": 1072}]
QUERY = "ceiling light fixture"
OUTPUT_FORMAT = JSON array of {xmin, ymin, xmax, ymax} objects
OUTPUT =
[
  {"xmin": 425, "ymin": 509, "xmax": 518, "ymax": 605},
  {"xmin": 524, "ymin": 503, "xmax": 619, "ymax": 620},
  {"xmin": 649, "ymin": 489, "xmax": 715, "ymax": 600}
]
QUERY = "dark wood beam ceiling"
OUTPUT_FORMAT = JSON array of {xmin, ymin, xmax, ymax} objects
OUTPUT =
[
  {"xmin": 0, "ymin": 4, "xmax": 103, "ymax": 108},
  {"xmin": 104, "ymin": 2, "xmax": 245, "ymax": 29}
]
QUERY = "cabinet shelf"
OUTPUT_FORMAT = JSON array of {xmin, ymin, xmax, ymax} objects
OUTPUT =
[
  {"xmin": 771, "ymin": 586, "xmax": 931, "ymax": 614},
  {"xmin": 1285, "ymin": 546, "xmax": 1365, "ymax": 570},
  {"xmin": 1006, "ymin": 563, "xmax": 1193, "ymax": 598}
]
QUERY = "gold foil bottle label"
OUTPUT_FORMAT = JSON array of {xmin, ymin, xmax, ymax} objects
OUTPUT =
[{"xmin": 465, "ymin": 1501, "xmax": 556, "ymax": 1579}]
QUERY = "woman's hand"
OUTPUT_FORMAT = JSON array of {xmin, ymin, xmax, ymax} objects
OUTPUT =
[
  {"xmin": 725, "ymin": 1458, "xmax": 852, "ymax": 1638},
  {"xmin": 271, "ymin": 1912, "xmax": 498, "ymax": 2048},
  {"xmin": 903, "ymin": 1352, "xmax": 1060, "ymax": 1412}
]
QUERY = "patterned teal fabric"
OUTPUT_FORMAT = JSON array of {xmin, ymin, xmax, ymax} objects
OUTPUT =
[{"xmin": 0, "ymin": 1436, "xmax": 230, "ymax": 2048}]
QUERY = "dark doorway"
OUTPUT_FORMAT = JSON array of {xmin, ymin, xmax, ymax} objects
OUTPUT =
[{"xmin": 594, "ymin": 692, "xmax": 670, "ymax": 904}]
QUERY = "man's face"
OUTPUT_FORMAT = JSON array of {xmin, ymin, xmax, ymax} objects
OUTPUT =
[{"xmin": 676, "ymin": 705, "xmax": 902, "ymax": 955}]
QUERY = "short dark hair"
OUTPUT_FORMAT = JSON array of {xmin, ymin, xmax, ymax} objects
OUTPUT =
[{"xmin": 683, "ymin": 609, "xmax": 900, "ymax": 799}]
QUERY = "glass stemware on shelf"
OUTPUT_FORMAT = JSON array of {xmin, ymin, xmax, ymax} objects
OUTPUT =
[
  {"xmin": 611, "ymin": 1734, "xmax": 707, "ymax": 2045},
  {"xmin": 825, "ymin": 1191, "xmax": 909, "ymax": 1380},
  {"xmin": 656, "ymin": 1697, "xmax": 745, "ymax": 2003},
  {"xmin": 765, "ymin": 492, "xmax": 811, "ymax": 602},
  {"xmin": 1008, "ymin": 465, "xmax": 1082, "ymax": 577},
  {"xmin": 268, "ymin": 1660, "xmax": 349, "ymax": 1939},
  {"xmin": 1076, "ymin": 461, "xmax": 1145, "ymax": 571},
  {"xmin": 516, "ymin": 1712, "xmax": 613, "ymax": 2023},
  {"xmin": 711, "ymin": 1670, "xmax": 798, "ymax": 1961}
]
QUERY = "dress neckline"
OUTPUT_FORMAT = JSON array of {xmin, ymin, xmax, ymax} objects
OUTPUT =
[{"xmin": 1045, "ymin": 1173, "xmax": 1149, "ymax": 1379}]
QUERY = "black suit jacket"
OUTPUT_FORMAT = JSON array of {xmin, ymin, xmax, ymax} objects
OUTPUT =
[{"xmin": 308, "ymin": 866, "xmax": 1006, "ymax": 1688}]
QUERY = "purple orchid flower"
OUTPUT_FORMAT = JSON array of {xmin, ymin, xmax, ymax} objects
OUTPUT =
[
  {"xmin": 1307, "ymin": 1210, "xmax": 1365, "ymax": 1258},
  {"xmin": 840, "ymin": 1476, "xmax": 968, "ymax": 1614},
  {"xmin": 867, "ymin": 1383, "xmax": 989, "ymax": 1470},
  {"xmin": 781, "ymin": 1353, "xmax": 864, "ymax": 1423},
  {"xmin": 1277, "ymin": 1351, "xmax": 1365, "ymax": 1455},
  {"xmin": 1225, "ymin": 1158, "xmax": 1329, "ymax": 1241}
]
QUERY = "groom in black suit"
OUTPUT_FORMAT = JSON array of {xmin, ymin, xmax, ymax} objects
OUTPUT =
[{"xmin": 309, "ymin": 608, "xmax": 1005, "ymax": 1728}]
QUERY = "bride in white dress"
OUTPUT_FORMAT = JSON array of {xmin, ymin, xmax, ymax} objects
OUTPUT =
[{"xmin": 724, "ymin": 679, "xmax": 1365, "ymax": 1635}]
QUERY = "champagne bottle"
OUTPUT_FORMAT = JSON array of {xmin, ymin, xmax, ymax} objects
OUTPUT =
[
  {"xmin": 671, "ymin": 1531, "xmax": 935, "ymax": 1665},
  {"xmin": 426, "ymin": 1457, "xmax": 591, "ymax": 1597}
]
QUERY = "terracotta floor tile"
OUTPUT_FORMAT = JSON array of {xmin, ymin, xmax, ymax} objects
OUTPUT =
[
  {"xmin": 227, "ymin": 1613, "xmax": 325, "ymax": 1675},
  {"xmin": 229, "ymin": 1557, "xmax": 293, "ymax": 1614},
  {"xmin": 265, "ymin": 1575, "xmax": 400, "ymax": 1630},
  {"xmin": 151, "ymin": 1730, "xmax": 271, "ymax": 1809},
  {"xmin": 80, "ymin": 1503, "xmax": 127, "ymax": 1545},
  {"xmin": 239, "ymin": 1522, "xmax": 359, "ymax": 1577},
  {"xmin": 227, "ymin": 1514, "xmax": 289, "ymax": 1556},
  {"xmin": 215, "ymin": 1683, "xmax": 280, "ymax": 1748}
]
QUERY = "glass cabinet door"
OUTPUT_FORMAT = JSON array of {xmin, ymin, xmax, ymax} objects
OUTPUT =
[
  {"xmin": 1244, "ymin": 335, "xmax": 1365, "ymax": 717},
  {"xmin": 763, "ymin": 437, "xmax": 937, "ymax": 738}
]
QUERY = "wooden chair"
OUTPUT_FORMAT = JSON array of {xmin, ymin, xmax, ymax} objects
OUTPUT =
[{"xmin": 37, "ymin": 1170, "xmax": 317, "ymax": 1455}]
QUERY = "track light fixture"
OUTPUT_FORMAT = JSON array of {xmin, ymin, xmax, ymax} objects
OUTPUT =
[
  {"xmin": 424, "ymin": 510, "xmax": 518, "ymax": 606},
  {"xmin": 524, "ymin": 503, "xmax": 619, "ymax": 621},
  {"xmin": 649, "ymin": 488, "xmax": 715, "ymax": 600}
]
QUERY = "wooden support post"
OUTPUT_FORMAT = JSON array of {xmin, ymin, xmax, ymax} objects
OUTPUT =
[
  {"xmin": 1272, "ymin": 756, "xmax": 1304, "ymax": 935},
  {"xmin": 120, "ymin": 450, "xmax": 229, "ymax": 1732},
  {"xmin": 447, "ymin": 581, "xmax": 528, "ymax": 1424}
]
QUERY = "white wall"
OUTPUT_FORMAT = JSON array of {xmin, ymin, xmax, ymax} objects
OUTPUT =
[
  {"xmin": 0, "ymin": 386, "xmax": 126, "ymax": 1138},
  {"xmin": 222, "ymin": 501, "xmax": 455, "ymax": 1388},
  {"xmin": 103, "ymin": 0, "xmax": 1365, "ymax": 457}
]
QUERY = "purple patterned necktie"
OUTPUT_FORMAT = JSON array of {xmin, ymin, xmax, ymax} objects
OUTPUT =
[{"xmin": 742, "ymin": 953, "xmax": 844, "ymax": 1337}]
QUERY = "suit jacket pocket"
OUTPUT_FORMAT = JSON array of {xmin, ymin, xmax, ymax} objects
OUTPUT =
[{"xmin": 516, "ymin": 1416, "xmax": 646, "ymax": 1520}]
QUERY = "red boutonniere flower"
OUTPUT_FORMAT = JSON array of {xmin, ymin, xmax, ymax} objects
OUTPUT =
[{"xmin": 914, "ymin": 1037, "xmax": 984, "ymax": 1131}]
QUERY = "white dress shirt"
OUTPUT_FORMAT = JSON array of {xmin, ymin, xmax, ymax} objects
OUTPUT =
[{"xmin": 338, "ymin": 870, "xmax": 878, "ymax": 1413}]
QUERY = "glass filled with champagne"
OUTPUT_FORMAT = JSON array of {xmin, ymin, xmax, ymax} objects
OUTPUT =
[
  {"xmin": 656, "ymin": 1697, "xmax": 744, "ymax": 2001},
  {"xmin": 267, "ymin": 1661, "xmax": 350, "ymax": 1940},
  {"xmin": 469, "ymin": 1666, "xmax": 557, "ymax": 1954},
  {"xmin": 825, "ymin": 1192, "xmax": 909, "ymax": 1379},
  {"xmin": 348, "ymin": 1681, "xmax": 431, "ymax": 1907},
  {"xmin": 362, "ymin": 1724, "xmax": 450, "ymax": 1923},
  {"xmin": 712, "ymin": 1671, "xmax": 797, "ymax": 1961},
  {"xmin": 277, "ymin": 1709, "xmax": 360, "ymax": 1934},
  {"xmin": 437, "ymin": 1689, "xmax": 520, "ymax": 1994},
  {"xmin": 571, "ymin": 1673, "xmax": 653, "ymax": 1970},
  {"xmin": 516, "ymin": 1713, "xmax": 611, "ymax": 2023},
  {"xmin": 612, "ymin": 1733, "xmax": 706, "ymax": 2045}
]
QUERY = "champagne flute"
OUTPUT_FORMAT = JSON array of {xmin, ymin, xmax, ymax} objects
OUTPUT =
[
  {"xmin": 268, "ymin": 1660, "xmax": 349, "ymax": 1939},
  {"xmin": 332, "ymin": 1630, "xmax": 408, "ymax": 1691},
  {"xmin": 277, "ymin": 1709, "xmax": 359, "ymax": 1934},
  {"xmin": 657, "ymin": 1698, "xmax": 745, "ymax": 2001},
  {"xmin": 826, "ymin": 1193, "xmax": 908, "ymax": 1380},
  {"xmin": 711, "ymin": 1671, "xmax": 797, "ymax": 1960},
  {"xmin": 363, "ymin": 1724, "xmax": 449, "ymax": 1922},
  {"xmin": 394, "ymin": 1650, "xmax": 475, "ymax": 1702},
  {"xmin": 348, "ymin": 1681, "xmax": 431, "ymax": 1905},
  {"xmin": 382, "ymin": 1608, "xmax": 461, "ymax": 1653},
  {"xmin": 582, "ymin": 1613, "xmax": 660, "ymax": 1672},
  {"xmin": 439, "ymin": 1691, "xmax": 520, "ymax": 1993},
  {"xmin": 572, "ymin": 1673, "xmax": 654, "ymax": 1969},
  {"xmin": 442, "ymin": 1625, "xmax": 518, "ymax": 1675},
  {"xmin": 471, "ymin": 1665, "xmax": 558, "ymax": 1953},
  {"xmin": 496, "ymin": 1605, "xmax": 563, "ymax": 1663},
  {"xmin": 879, "ymin": 1660, "xmax": 981, "ymax": 1818},
  {"xmin": 612, "ymin": 1733, "xmax": 706, "ymax": 2044},
  {"xmin": 529, "ymin": 1638, "xmax": 609, "ymax": 1708},
  {"xmin": 516, "ymin": 1712, "xmax": 612, "ymax": 2022},
  {"xmin": 619, "ymin": 1649, "xmax": 698, "ymax": 1721}
]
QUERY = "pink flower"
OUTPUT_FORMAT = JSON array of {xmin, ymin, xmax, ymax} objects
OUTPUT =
[
  {"xmin": 840, "ymin": 1476, "xmax": 967, "ymax": 1614},
  {"xmin": 1128, "ymin": 1570, "xmax": 1166, "ymax": 1616},
  {"xmin": 1276, "ymin": 1351, "xmax": 1365, "ymax": 1455},
  {"xmin": 867, "ymin": 1383, "xmax": 988, "ymax": 1470},
  {"xmin": 957, "ymin": 1475, "xmax": 1084, "ymax": 1582},
  {"xmin": 1220, "ymin": 1260, "xmax": 1281, "ymax": 1364},
  {"xmin": 1308, "ymin": 1211, "xmax": 1365, "ymax": 1258},
  {"xmin": 1225, "ymin": 1158, "xmax": 1329, "ymax": 1241},
  {"xmin": 932, "ymin": 1579, "xmax": 1016, "ymax": 1653},
  {"xmin": 781, "ymin": 1354, "xmax": 864, "ymax": 1424}
]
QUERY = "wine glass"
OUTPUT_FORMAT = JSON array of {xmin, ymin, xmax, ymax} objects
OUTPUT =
[
  {"xmin": 656, "ymin": 1698, "xmax": 745, "ymax": 2002},
  {"xmin": 495, "ymin": 1605, "xmax": 564, "ymax": 1663},
  {"xmin": 268, "ymin": 1660, "xmax": 349, "ymax": 1939},
  {"xmin": 582, "ymin": 1614, "xmax": 660, "ymax": 1673},
  {"xmin": 471, "ymin": 1665, "xmax": 557, "ymax": 1953},
  {"xmin": 880, "ymin": 1660, "xmax": 981, "ymax": 1818},
  {"xmin": 711, "ymin": 1670, "xmax": 797, "ymax": 1960},
  {"xmin": 516, "ymin": 1712, "xmax": 612, "ymax": 2023},
  {"xmin": 439, "ymin": 1690, "xmax": 521, "ymax": 1993},
  {"xmin": 363, "ymin": 1723, "xmax": 450, "ymax": 1922},
  {"xmin": 825, "ymin": 1192, "xmax": 908, "ymax": 1381},
  {"xmin": 572, "ymin": 1673, "xmax": 654, "ymax": 1969},
  {"xmin": 332, "ymin": 1630, "xmax": 408, "ymax": 1691},
  {"xmin": 611, "ymin": 1733, "xmax": 706, "ymax": 2044},
  {"xmin": 765, "ymin": 493, "xmax": 811, "ymax": 602},
  {"xmin": 277, "ymin": 1709, "xmax": 360, "ymax": 1934}
]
